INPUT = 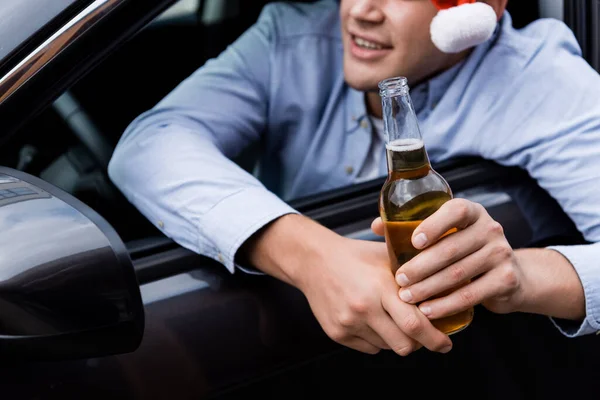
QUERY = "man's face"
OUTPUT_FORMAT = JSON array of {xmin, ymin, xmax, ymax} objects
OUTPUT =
[{"xmin": 340, "ymin": 0, "xmax": 448, "ymax": 91}]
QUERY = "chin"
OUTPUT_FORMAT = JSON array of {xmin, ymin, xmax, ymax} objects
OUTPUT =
[
  {"xmin": 343, "ymin": 60, "xmax": 398, "ymax": 92},
  {"xmin": 343, "ymin": 70, "xmax": 381, "ymax": 92}
]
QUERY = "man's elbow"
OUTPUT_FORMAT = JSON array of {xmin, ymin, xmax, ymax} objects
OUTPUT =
[{"xmin": 107, "ymin": 146, "xmax": 129, "ymax": 190}]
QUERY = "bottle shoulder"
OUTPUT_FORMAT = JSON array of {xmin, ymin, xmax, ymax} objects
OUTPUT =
[
  {"xmin": 382, "ymin": 168, "xmax": 452, "ymax": 195},
  {"xmin": 380, "ymin": 169, "xmax": 452, "ymax": 220}
]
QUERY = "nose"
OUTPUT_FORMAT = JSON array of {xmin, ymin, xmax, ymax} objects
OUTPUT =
[{"xmin": 349, "ymin": 0, "xmax": 384, "ymax": 23}]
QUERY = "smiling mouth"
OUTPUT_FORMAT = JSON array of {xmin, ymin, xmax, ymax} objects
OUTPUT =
[{"xmin": 352, "ymin": 35, "xmax": 390, "ymax": 50}]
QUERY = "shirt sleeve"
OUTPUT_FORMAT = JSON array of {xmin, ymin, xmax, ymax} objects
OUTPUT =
[
  {"xmin": 108, "ymin": 5, "xmax": 298, "ymax": 273},
  {"xmin": 519, "ymin": 53, "xmax": 600, "ymax": 337},
  {"xmin": 478, "ymin": 23, "xmax": 600, "ymax": 336},
  {"xmin": 546, "ymin": 243, "xmax": 600, "ymax": 336}
]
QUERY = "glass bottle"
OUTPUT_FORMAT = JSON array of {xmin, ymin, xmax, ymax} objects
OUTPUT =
[{"xmin": 378, "ymin": 77, "xmax": 473, "ymax": 335}]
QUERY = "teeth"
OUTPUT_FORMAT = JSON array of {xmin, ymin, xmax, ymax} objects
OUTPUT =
[{"xmin": 354, "ymin": 36, "xmax": 383, "ymax": 50}]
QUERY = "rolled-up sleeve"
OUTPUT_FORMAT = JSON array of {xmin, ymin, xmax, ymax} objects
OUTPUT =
[
  {"xmin": 108, "ymin": 5, "xmax": 298, "ymax": 273},
  {"xmin": 547, "ymin": 243, "xmax": 600, "ymax": 336}
]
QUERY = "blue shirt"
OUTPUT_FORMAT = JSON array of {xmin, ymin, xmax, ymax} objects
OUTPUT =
[{"xmin": 108, "ymin": 1, "xmax": 600, "ymax": 337}]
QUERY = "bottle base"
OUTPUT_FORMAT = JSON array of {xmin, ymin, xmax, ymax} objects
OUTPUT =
[{"xmin": 432, "ymin": 307, "xmax": 474, "ymax": 336}]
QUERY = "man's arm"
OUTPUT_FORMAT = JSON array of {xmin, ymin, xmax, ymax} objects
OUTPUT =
[
  {"xmin": 369, "ymin": 207, "xmax": 587, "ymax": 327},
  {"xmin": 240, "ymin": 213, "xmax": 454, "ymax": 355},
  {"xmin": 389, "ymin": 23, "xmax": 600, "ymax": 337},
  {"xmin": 109, "ymin": 5, "xmax": 298, "ymax": 272},
  {"xmin": 109, "ymin": 3, "xmax": 453, "ymax": 356},
  {"xmin": 514, "ymin": 248, "xmax": 585, "ymax": 320}
]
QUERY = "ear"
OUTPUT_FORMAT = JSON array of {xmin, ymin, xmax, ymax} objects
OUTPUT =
[{"xmin": 482, "ymin": 0, "xmax": 509, "ymax": 21}]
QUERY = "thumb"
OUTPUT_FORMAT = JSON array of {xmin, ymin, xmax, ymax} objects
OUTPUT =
[{"xmin": 371, "ymin": 217, "xmax": 385, "ymax": 236}]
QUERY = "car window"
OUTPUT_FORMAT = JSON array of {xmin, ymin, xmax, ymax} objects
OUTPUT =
[
  {"xmin": 0, "ymin": 0, "xmax": 585, "ymax": 247},
  {"xmin": 0, "ymin": 0, "xmax": 85, "ymax": 67}
]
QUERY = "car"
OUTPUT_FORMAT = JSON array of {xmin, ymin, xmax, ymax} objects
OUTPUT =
[{"xmin": 0, "ymin": 0, "xmax": 599, "ymax": 399}]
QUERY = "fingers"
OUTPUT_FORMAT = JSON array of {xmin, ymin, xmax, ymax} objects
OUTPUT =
[
  {"xmin": 382, "ymin": 291, "xmax": 453, "ymax": 353},
  {"xmin": 358, "ymin": 325, "xmax": 392, "ymax": 350},
  {"xmin": 371, "ymin": 217, "xmax": 384, "ymax": 236},
  {"xmin": 327, "ymin": 323, "xmax": 388, "ymax": 354},
  {"xmin": 411, "ymin": 199, "xmax": 483, "ymax": 250},
  {"xmin": 395, "ymin": 225, "xmax": 488, "ymax": 288},
  {"xmin": 368, "ymin": 313, "xmax": 421, "ymax": 356},
  {"xmin": 398, "ymin": 239, "xmax": 493, "ymax": 304},
  {"xmin": 418, "ymin": 264, "xmax": 520, "ymax": 319},
  {"xmin": 344, "ymin": 337, "xmax": 382, "ymax": 355}
]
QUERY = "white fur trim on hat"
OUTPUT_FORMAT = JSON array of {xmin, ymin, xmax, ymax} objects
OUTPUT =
[{"xmin": 430, "ymin": 2, "xmax": 498, "ymax": 53}]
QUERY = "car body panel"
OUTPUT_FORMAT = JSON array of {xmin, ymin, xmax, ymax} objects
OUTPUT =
[{"xmin": 2, "ymin": 162, "xmax": 597, "ymax": 399}]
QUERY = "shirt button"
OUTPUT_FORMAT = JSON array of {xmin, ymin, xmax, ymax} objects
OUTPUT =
[
  {"xmin": 345, "ymin": 166, "xmax": 354, "ymax": 175},
  {"xmin": 360, "ymin": 120, "xmax": 369, "ymax": 129},
  {"xmin": 157, "ymin": 221, "xmax": 164, "ymax": 229},
  {"xmin": 218, "ymin": 253, "xmax": 225, "ymax": 263}
]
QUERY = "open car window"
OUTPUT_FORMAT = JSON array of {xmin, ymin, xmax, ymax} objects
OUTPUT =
[{"xmin": 0, "ymin": 0, "xmax": 591, "ymax": 256}]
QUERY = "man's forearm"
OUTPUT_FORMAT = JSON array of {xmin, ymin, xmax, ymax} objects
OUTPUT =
[
  {"xmin": 515, "ymin": 248, "xmax": 585, "ymax": 320},
  {"xmin": 239, "ymin": 214, "xmax": 340, "ymax": 288}
]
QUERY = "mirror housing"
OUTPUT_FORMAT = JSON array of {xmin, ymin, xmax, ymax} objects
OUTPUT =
[{"xmin": 0, "ymin": 167, "xmax": 144, "ymax": 360}]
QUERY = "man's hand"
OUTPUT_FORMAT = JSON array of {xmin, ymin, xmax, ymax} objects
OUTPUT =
[
  {"xmin": 371, "ymin": 198, "xmax": 586, "ymax": 322},
  {"xmin": 372, "ymin": 198, "xmax": 526, "ymax": 319},
  {"xmin": 242, "ymin": 214, "xmax": 453, "ymax": 356}
]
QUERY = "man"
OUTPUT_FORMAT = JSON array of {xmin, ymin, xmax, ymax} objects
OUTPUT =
[{"xmin": 108, "ymin": 0, "xmax": 600, "ymax": 356}]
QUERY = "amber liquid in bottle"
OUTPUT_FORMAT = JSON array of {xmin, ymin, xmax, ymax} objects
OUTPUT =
[{"xmin": 379, "ymin": 139, "xmax": 474, "ymax": 335}]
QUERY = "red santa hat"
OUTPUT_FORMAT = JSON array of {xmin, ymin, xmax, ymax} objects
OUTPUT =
[{"xmin": 430, "ymin": 0, "xmax": 498, "ymax": 53}]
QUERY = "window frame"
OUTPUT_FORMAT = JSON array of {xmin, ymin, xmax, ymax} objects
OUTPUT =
[
  {"xmin": 0, "ymin": 0, "xmax": 91, "ymax": 76},
  {"xmin": 0, "ymin": 0, "xmax": 178, "ymax": 148}
]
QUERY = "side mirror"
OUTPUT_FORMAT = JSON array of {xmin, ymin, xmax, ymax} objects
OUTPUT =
[{"xmin": 0, "ymin": 167, "xmax": 144, "ymax": 360}]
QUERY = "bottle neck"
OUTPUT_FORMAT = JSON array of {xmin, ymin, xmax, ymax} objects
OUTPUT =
[
  {"xmin": 385, "ymin": 139, "xmax": 431, "ymax": 179},
  {"xmin": 379, "ymin": 77, "xmax": 425, "ymax": 153},
  {"xmin": 385, "ymin": 138, "xmax": 430, "ymax": 166}
]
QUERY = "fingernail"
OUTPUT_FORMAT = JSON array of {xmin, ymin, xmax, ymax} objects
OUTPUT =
[
  {"xmin": 399, "ymin": 289, "xmax": 413, "ymax": 302},
  {"xmin": 441, "ymin": 344, "xmax": 452, "ymax": 354},
  {"xmin": 413, "ymin": 232, "xmax": 428, "ymax": 248},
  {"xmin": 396, "ymin": 273, "xmax": 410, "ymax": 286},
  {"xmin": 419, "ymin": 305, "xmax": 432, "ymax": 316}
]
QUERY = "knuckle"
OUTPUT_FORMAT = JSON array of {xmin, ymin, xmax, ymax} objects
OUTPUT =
[
  {"xmin": 338, "ymin": 311, "xmax": 358, "ymax": 329},
  {"xmin": 449, "ymin": 264, "xmax": 467, "ymax": 282},
  {"xmin": 394, "ymin": 343, "xmax": 415, "ymax": 357},
  {"xmin": 453, "ymin": 201, "xmax": 470, "ymax": 220},
  {"xmin": 402, "ymin": 312, "xmax": 424, "ymax": 336},
  {"xmin": 491, "ymin": 243, "xmax": 513, "ymax": 261},
  {"xmin": 486, "ymin": 220, "xmax": 504, "ymax": 236},
  {"xmin": 327, "ymin": 326, "xmax": 347, "ymax": 343},
  {"xmin": 442, "ymin": 244, "xmax": 460, "ymax": 260},
  {"xmin": 500, "ymin": 265, "xmax": 519, "ymax": 290},
  {"xmin": 459, "ymin": 289, "xmax": 476, "ymax": 308},
  {"xmin": 348, "ymin": 297, "xmax": 371, "ymax": 315},
  {"xmin": 475, "ymin": 202, "xmax": 487, "ymax": 214}
]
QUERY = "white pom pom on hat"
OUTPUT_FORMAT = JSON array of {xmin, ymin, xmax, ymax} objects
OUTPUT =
[{"xmin": 430, "ymin": 0, "xmax": 498, "ymax": 53}]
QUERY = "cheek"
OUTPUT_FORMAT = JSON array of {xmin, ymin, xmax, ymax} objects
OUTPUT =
[
  {"xmin": 338, "ymin": 0, "xmax": 352, "ymax": 23},
  {"xmin": 387, "ymin": 4, "xmax": 438, "ymax": 48}
]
